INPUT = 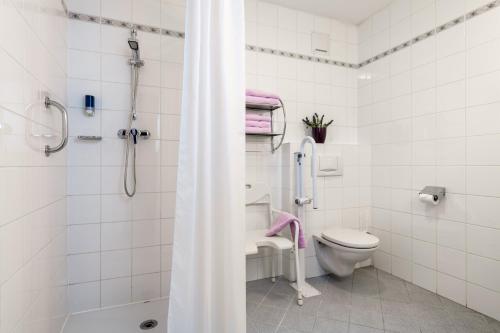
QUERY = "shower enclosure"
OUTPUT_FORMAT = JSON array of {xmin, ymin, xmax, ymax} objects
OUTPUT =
[{"xmin": 63, "ymin": 1, "xmax": 184, "ymax": 331}]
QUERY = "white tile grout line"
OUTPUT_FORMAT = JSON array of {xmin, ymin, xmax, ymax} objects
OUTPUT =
[{"xmin": 68, "ymin": 0, "xmax": 500, "ymax": 69}]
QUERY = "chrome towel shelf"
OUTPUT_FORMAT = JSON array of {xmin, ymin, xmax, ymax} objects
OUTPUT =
[
  {"xmin": 77, "ymin": 135, "xmax": 102, "ymax": 141},
  {"xmin": 245, "ymin": 98, "xmax": 287, "ymax": 153}
]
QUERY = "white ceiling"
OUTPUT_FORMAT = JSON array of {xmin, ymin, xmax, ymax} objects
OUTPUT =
[{"xmin": 264, "ymin": 0, "xmax": 393, "ymax": 24}]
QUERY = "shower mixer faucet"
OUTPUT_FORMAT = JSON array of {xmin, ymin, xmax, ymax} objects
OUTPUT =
[{"xmin": 117, "ymin": 129, "xmax": 151, "ymax": 142}]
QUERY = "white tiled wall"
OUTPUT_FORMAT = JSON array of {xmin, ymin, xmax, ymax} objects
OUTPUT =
[
  {"xmin": 65, "ymin": 0, "xmax": 184, "ymax": 312},
  {"xmin": 359, "ymin": 0, "xmax": 500, "ymax": 321},
  {"xmin": 0, "ymin": 0, "xmax": 68, "ymax": 332},
  {"xmin": 244, "ymin": 1, "xmax": 366, "ymax": 281}
]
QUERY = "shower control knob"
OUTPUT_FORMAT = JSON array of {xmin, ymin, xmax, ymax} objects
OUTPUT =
[
  {"xmin": 117, "ymin": 129, "xmax": 151, "ymax": 140},
  {"xmin": 130, "ymin": 128, "xmax": 138, "ymax": 144}
]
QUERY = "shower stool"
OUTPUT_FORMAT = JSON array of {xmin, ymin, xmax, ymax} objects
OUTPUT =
[{"xmin": 245, "ymin": 183, "xmax": 303, "ymax": 305}]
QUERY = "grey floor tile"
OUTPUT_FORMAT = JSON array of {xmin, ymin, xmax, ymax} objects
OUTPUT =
[
  {"xmin": 248, "ymin": 278, "xmax": 276, "ymax": 292},
  {"xmin": 352, "ymin": 281, "xmax": 379, "ymax": 298},
  {"xmin": 288, "ymin": 295, "xmax": 323, "ymax": 316},
  {"xmin": 247, "ymin": 280, "xmax": 274, "ymax": 304},
  {"xmin": 351, "ymin": 295, "xmax": 381, "ymax": 312},
  {"xmin": 250, "ymin": 304, "xmax": 288, "ymax": 327},
  {"xmin": 280, "ymin": 310, "xmax": 317, "ymax": 332},
  {"xmin": 382, "ymin": 315, "xmax": 420, "ymax": 333},
  {"xmin": 354, "ymin": 267, "xmax": 378, "ymax": 279},
  {"xmin": 308, "ymin": 275, "xmax": 333, "ymax": 294},
  {"xmin": 451, "ymin": 310, "xmax": 491, "ymax": 333},
  {"xmin": 406, "ymin": 284, "xmax": 443, "ymax": 308},
  {"xmin": 416, "ymin": 306, "xmax": 455, "ymax": 333},
  {"xmin": 348, "ymin": 323, "xmax": 384, "ymax": 333},
  {"xmin": 377, "ymin": 276, "xmax": 410, "ymax": 303},
  {"xmin": 487, "ymin": 317, "xmax": 500, "ymax": 333},
  {"xmin": 277, "ymin": 328, "xmax": 305, "ymax": 333},
  {"xmin": 313, "ymin": 318, "xmax": 349, "ymax": 333},
  {"xmin": 246, "ymin": 268, "xmax": 500, "ymax": 333},
  {"xmin": 349, "ymin": 309, "xmax": 384, "ymax": 330},
  {"xmin": 380, "ymin": 300, "xmax": 412, "ymax": 318},
  {"xmin": 262, "ymin": 290, "xmax": 294, "ymax": 308},
  {"xmin": 328, "ymin": 275, "xmax": 353, "ymax": 293},
  {"xmin": 438, "ymin": 296, "xmax": 469, "ymax": 314},
  {"xmin": 247, "ymin": 320, "xmax": 277, "ymax": 333},
  {"xmin": 317, "ymin": 300, "xmax": 351, "ymax": 322},
  {"xmin": 353, "ymin": 273, "xmax": 379, "ymax": 298},
  {"xmin": 247, "ymin": 301, "xmax": 258, "ymax": 316},
  {"xmin": 324, "ymin": 287, "xmax": 352, "ymax": 305},
  {"xmin": 273, "ymin": 279, "xmax": 299, "ymax": 296}
]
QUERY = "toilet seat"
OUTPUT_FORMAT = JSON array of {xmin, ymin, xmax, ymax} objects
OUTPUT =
[{"xmin": 321, "ymin": 228, "xmax": 379, "ymax": 249}]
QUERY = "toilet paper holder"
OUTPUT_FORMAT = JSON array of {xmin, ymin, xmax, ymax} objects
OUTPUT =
[{"xmin": 419, "ymin": 186, "xmax": 446, "ymax": 204}]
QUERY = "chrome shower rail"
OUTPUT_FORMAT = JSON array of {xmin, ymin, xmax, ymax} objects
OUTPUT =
[{"xmin": 44, "ymin": 96, "xmax": 68, "ymax": 156}]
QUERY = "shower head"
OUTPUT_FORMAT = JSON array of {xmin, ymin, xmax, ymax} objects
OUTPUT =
[
  {"xmin": 128, "ymin": 39, "xmax": 139, "ymax": 51},
  {"xmin": 128, "ymin": 29, "xmax": 144, "ymax": 67},
  {"xmin": 128, "ymin": 28, "xmax": 140, "ymax": 51}
]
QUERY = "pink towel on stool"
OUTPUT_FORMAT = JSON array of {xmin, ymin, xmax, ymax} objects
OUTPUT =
[
  {"xmin": 246, "ymin": 89, "xmax": 280, "ymax": 100},
  {"xmin": 246, "ymin": 114, "xmax": 271, "ymax": 122},
  {"xmin": 246, "ymin": 120, "xmax": 271, "ymax": 128},
  {"xmin": 266, "ymin": 212, "xmax": 306, "ymax": 249}
]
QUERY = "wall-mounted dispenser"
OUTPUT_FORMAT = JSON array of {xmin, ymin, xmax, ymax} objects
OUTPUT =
[
  {"xmin": 84, "ymin": 95, "xmax": 95, "ymax": 116},
  {"xmin": 418, "ymin": 186, "xmax": 446, "ymax": 205},
  {"xmin": 317, "ymin": 155, "xmax": 342, "ymax": 177}
]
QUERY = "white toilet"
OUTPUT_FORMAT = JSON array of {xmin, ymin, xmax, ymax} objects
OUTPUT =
[{"xmin": 313, "ymin": 228, "xmax": 380, "ymax": 277}]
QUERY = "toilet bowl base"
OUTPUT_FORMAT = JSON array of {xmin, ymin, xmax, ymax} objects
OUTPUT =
[{"xmin": 313, "ymin": 235, "xmax": 378, "ymax": 278}]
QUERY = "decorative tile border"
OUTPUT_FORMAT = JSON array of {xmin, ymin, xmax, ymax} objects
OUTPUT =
[
  {"xmin": 359, "ymin": 0, "xmax": 500, "ymax": 68},
  {"xmin": 68, "ymin": 12, "xmax": 185, "ymax": 38},
  {"xmin": 245, "ymin": 45, "xmax": 358, "ymax": 68},
  {"xmin": 68, "ymin": 0, "xmax": 500, "ymax": 69}
]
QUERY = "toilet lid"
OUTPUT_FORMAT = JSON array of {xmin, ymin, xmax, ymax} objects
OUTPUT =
[{"xmin": 321, "ymin": 228, "xmax": 380, "ymax": 249}]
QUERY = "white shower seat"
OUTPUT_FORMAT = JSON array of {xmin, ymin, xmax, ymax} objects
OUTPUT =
[
  {"xmin": 245, "ymin": 229, "xmax": 293, "ymax": 255},
  {"xmin": 246, "ymin": 183, "xmax": 303, "ymax": 305}
]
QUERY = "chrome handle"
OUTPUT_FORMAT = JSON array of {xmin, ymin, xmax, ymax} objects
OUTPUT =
[{"xmin": 44, "ymin": 96, "xmax": 68, "ymax": 156}]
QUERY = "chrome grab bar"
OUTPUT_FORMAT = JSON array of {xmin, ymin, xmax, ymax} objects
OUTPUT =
[{"xmin": 44, "ymin": 96, "xmax": 68, "ymax": 156}]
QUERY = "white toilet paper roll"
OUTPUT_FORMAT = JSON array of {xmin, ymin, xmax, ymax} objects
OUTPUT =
[{"xmin": 419, "ymin": 193, "xmax": 439, "ymax": 205}]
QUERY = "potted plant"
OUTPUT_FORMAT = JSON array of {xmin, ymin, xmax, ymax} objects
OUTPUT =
[{"xmin": 302, "ymin": 113, "xmax": 333, "ymax": 144}]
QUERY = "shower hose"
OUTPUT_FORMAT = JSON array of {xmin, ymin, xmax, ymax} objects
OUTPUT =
[{"xmin": 124, "ymin": 65, "xmax": 140, "ymax": 197}]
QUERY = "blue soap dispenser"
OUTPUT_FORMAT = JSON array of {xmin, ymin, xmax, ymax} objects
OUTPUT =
[{"xmin": 84, "ymin": 95, "xmax": 95, "ymax": 116}]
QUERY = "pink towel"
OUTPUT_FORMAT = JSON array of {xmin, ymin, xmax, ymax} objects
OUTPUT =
[
  {"xmin": 246, "ymin": 127, "xmax": 272, "ymax": 134},
  {"xmin": 246, "ymin": 114, "xmax": 271, "ymax": 122},
  {"xmin": 246, "ymin": 120, "xmax": 271, "ymax": 128},
  {"xmin": 266, "ymin": 212, "xmax": 306, "ymax": 249},
  {"xmin": 246, "ymin": 89, "xmax": 280, "ymax": 100},
  {"xmin": 246, "ymin": 95, "xmax": 281, "ymax": 107}
]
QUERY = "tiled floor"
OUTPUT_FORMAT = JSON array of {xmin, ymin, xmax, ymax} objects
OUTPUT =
[{"xmin": 247, "ymin": 267, "xmax": 500, "ymax": 333}]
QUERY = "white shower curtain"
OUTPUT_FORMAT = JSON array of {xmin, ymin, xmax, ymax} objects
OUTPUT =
[{"xmin": 167, "ymin": 0, "xmax": 246, "ymax": 332}]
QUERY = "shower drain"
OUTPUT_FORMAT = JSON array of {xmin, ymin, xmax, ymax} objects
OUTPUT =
[{"xmin": 140, "ymin": 319, "xmax": 158, "ymax": 330}]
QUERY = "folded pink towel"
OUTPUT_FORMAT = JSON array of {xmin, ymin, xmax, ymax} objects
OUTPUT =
[
  {"xmin": 246, "ymin": 89, "xmax": 280, "ymax": 100},
  {"xmin": 246, "ymin": 114, "xmax": 271, "ymax": 122},
  {"xmin": 246, "ymin": 95, "xmax": 281, "ymax": 107},
  {"xmin": 246, "ymin": 127, "xmax": 272, "ymax": 134},
  {"xmin": 266, "ymin": 212, "xmax": 306, "ymax": 249},
  {"xmin": 246, "ymin": 120, "xmax": 271, "ymax": 128}
]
